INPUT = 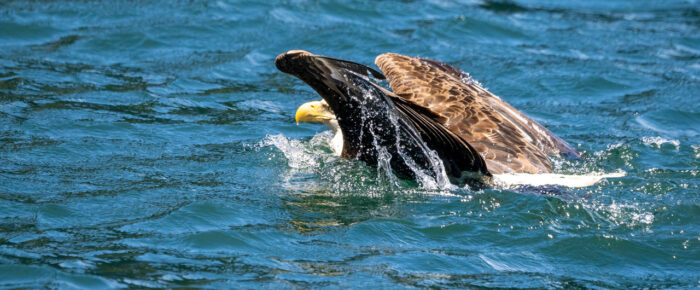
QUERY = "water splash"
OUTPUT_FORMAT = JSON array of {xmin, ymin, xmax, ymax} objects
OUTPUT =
[
  {"xmin": 259, "ymin": 131, "xmax": 464, "ymax": 197},
  {"xmin": 259, "ymin": 133, "xmax": 327, "ymax": 169},
  {"xmin": 459, "ymin": 71, "xmax": 483, "ymax": 88},
  {"xmin": 381, "ymin": 91, "xmax": 454, "ymax": 190},
  {"xmin": 642, "ymin": 136, "xmax": 680, "ymax": 150},
  {"xmin": 375, "ymin": 145, "xmax": 400, "ymax": 187},
  {"xmin": 582, "ymin": 200, "xmax": 655, "ymax": 228},
  {"xmin": 354, "ymin": 84, "xmax": 455, "ymax": 190}
]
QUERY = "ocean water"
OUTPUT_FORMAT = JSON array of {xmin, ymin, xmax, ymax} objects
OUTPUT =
[{"xmin": 1, "ymin": 0, "xmax": 698, "ymax": 288}]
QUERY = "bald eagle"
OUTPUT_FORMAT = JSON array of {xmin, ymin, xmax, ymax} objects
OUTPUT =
[{"xmin": 277, "ymin": 50, "xmax": 619, "ymax": 187}]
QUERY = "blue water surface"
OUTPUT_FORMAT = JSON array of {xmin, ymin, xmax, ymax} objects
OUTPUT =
[{"xmin": 1, "ymin": 0, "xmax": 698, "ymax": 288}]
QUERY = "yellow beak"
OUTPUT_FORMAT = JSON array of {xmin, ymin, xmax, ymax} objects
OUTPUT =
[{"xmin": 295, "ymin": 101, "xmax": 333, "ymax": 125}]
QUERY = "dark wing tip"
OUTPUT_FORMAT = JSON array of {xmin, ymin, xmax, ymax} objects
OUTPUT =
[
  {"xmin": 275, "ymin": 50, "xmax": 384, "ymax": 80},
  {"xmin": 275, "ymin": 50, "xmax": 313, "ymax": 74}
]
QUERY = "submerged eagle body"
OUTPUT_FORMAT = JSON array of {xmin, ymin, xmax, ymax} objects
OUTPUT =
[{"xmin": 276, "ymin": 50, "xmax": 579, "ymax": 185}]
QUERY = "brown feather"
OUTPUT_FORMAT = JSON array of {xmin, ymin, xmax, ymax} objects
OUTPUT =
[{"xmin": 375, "ymin": 53, "xmax": 579, "ymax": 174}]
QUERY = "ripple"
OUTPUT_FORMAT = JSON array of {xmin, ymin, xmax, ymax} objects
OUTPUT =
[{"xmin": 0, "ymin": 0, "xmax": 698, "ymax": 288}]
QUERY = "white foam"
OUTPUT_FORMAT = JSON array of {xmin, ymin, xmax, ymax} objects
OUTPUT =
[
  {"xmin": 492, "ymin": 172, "xmax": 626, "ymax": 188},
  {"xmin": 260, "ymin": 133, "xmax": 331, "ymax": 169},
  {"xmin": 586, "ymin": 201, "xmax": 655, "ymax": 227},
  {"xmin": 642, "ymin": 136, "xmax": 680, "ymax": 150}
]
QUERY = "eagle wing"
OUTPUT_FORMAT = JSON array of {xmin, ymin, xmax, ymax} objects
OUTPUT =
[
  {"xmin": 276, "ymin": 50, "xmax": 489, "ymax": 180},
  {"xmin": 375, "ymin": 53, "xmax": 579, "ymax": 174}
]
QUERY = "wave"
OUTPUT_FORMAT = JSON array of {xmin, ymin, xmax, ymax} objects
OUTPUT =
[{"xmin": 641, "ymin": 136, "xmax": 680, "ymax": 150}]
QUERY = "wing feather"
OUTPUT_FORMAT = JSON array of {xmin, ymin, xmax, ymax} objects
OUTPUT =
[
  {"xmin": 391, "ymin": 96, "xmax": 489, "ymax": 177},
  {"xmin": 375, "ymin": 53, "xmax": 579, "ymax": 174}
]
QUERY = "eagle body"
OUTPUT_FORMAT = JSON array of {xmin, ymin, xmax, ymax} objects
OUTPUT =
[
  {"xmin": 328, "ymin": 120, "xmax": 343, "ymax": 156},
  {"xmin": 277, "ymin": 50, "xmax": 579, "ymax": 185}
]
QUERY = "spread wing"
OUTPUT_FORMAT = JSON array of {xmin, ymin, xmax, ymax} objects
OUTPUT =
[{"xmin": 375, "ymin": 53, "xmax": 579, "ymax": 174}]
